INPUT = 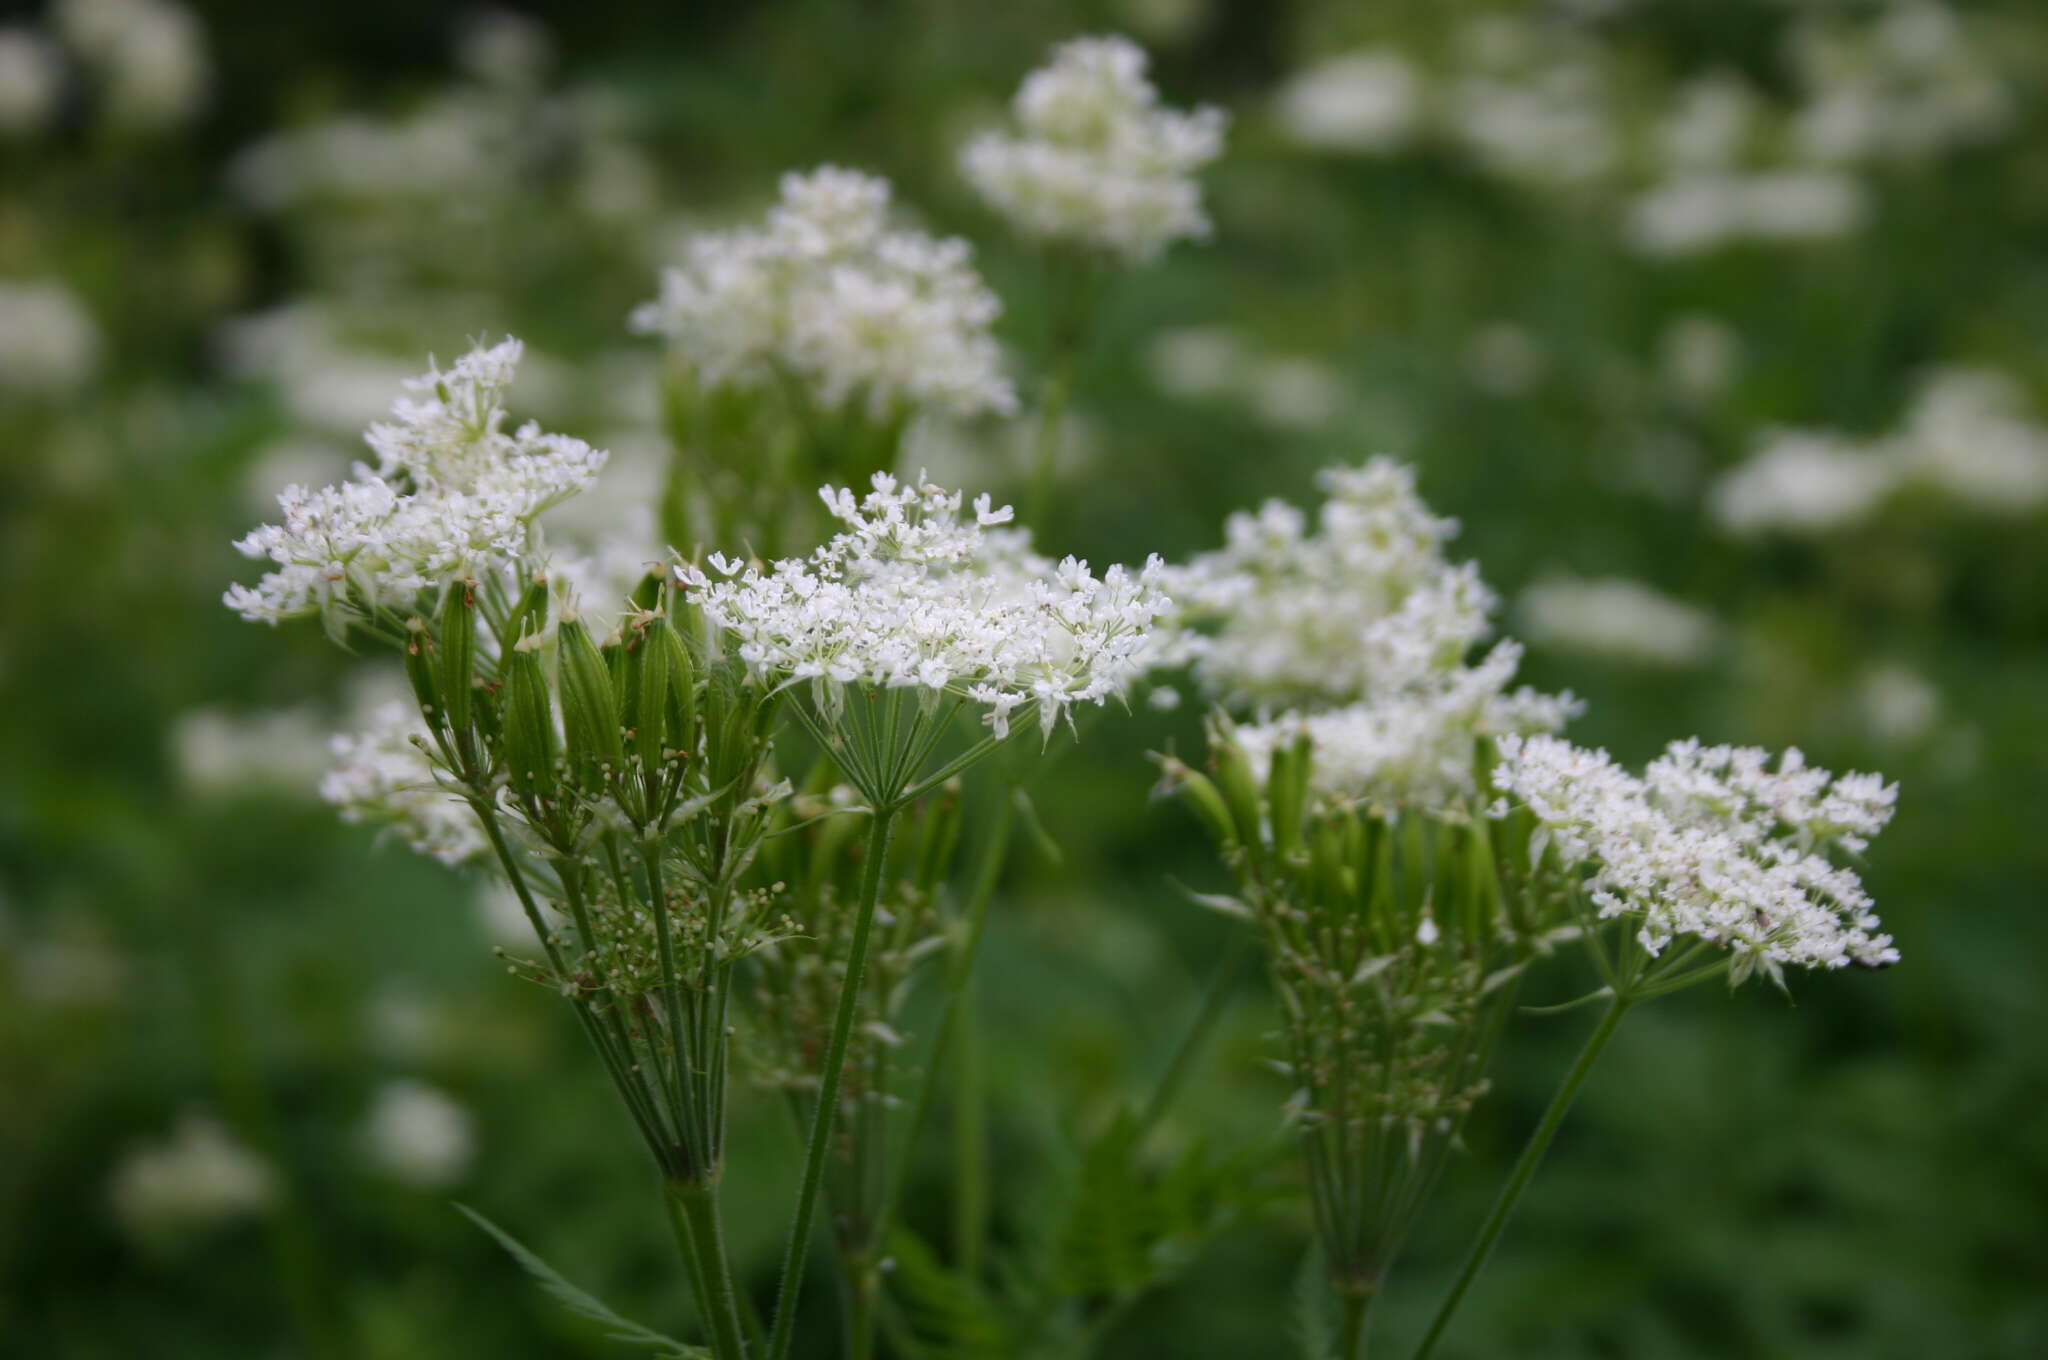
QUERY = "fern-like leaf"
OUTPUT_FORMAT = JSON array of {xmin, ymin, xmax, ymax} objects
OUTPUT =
[{"xmin": 456, "ymin": 1203, "xmax": 709, "ymax": 1358}]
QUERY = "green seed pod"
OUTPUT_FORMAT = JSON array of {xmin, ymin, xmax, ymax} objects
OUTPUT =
[
  {"xmin": 556, "ymin": 614, "xmax": 623, "ymax": 790},
  {"xmin": 402, "ymin": 616, "xmax": 440, "ymax": 729},
  {"xmin": 507, "ymin": 573, "xmax": 551, "ymax": 645},
  {"xmin": 502, "ymin": 637, "xmax": 559, "ymax": 803},
  {"xmin": 625, "ymin": 613, "xmax": 676, "ymax": 777},
  {"xmin": 1266, "ymin": 730, "xmax": 1313, "ymax": 863},
  {"xmin": 1166, "ymin": 759, "xmax": 1237, "ymax": 853},
  {"xmin": 651, "ymin": 613, "xmax": 697, "ymax": 758},
  {"xmin": 438, "ymin": 579, "xmax": 478, "ymax": 736},
  {"xmin": 1207, "ymin": 718, "xmax": 1265, "ymax": 855}
]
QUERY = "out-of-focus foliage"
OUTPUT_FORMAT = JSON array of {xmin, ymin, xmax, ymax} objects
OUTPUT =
[{"xmin": 2, "ymin": 1, "xmax": 2044, "ymax": 1357}]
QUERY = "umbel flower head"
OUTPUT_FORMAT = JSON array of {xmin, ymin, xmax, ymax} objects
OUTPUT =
[
  {"xmin": 1155, "ymin": 458, "xmax": 1577, "ymax": 810},
  {"xmin": 686, "ymin": 472, "xmax": 1170, "ymax": 741},
  {"xmin": 223, "ymin": 337, "xmax": 605, "ymax": 630},
  {"xmin": 1494, "ymin": 734, "xmax": 1900, "ymax": 981},
  {"xmin": 632, "ymin": 166, "xmax": 1015, "ymax": 421},
  {"xmin": 961, "ymin": 34, "xmax": 1227, "ymax": 263}
]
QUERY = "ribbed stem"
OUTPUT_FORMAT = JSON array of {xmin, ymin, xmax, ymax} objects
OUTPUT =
[
  {"xmin": 1410, "ymin": 995, "xmax": 1631, "ymax": 1360},
  {"xmin": 669, "ymin": 1179, "xmax": 750, "ymax": 1360},
  {"xmin": 766, "ymin": 805, "xmax": 898, "ymax": 1360}
]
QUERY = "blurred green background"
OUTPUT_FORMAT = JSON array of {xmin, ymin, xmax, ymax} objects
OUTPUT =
[{"xmin": 3, "ymin": 1, "xmax": 2045, "ymax": 1356}]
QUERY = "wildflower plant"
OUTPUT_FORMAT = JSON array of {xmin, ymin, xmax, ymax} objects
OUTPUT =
[{"xmin": 1154, "ymin": 460, "xmax": 1899, "ymax": 1358}]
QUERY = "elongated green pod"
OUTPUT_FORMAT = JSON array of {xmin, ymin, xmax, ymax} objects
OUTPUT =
[
  {"xmin": 502, "ymin": 636, "xmax": 559, "ymax": 803},
  {"xmin": 556, "ymin": 614, "xmax": 623, "ymax": 791},
  {"xmin": 438, "ymin": 579, "xmax": 478, "ymax": 737},
  {"xmin": 1166, "ymin": 759, "xmax": 1237, "ymax": 853},
  {"xmin": 402, "ymin": 616, "xmax": 440, "ymax": 729}
]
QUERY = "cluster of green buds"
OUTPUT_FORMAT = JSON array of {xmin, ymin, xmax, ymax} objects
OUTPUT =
[
  {"xmin": 401, "ymin": 568, "xmax": 787, "ymax": 1193},
  {"xmin": 1158, "ymin": 717, "xmax": 1570, "ymax": 1323}
]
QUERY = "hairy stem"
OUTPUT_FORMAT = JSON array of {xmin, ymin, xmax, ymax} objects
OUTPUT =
[
  {"xmin": 1410, "ymin": 995, "xmax": 1632, "ymax": 1360},
  {"xmin": 670, "ymin": 1178, "xmax": 751, "ymax": 1360},
  {"xmin": 766, "ymin": 804, "xmax": 898, "ymax": 1360}
]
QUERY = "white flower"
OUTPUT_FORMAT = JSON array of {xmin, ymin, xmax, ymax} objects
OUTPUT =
[
  {"xmin": 1273, "ymin": 50, "xmax": 1424, "ymax": 154},
  {"xmin": 0, "ymin": 279, "xmax": 101, "ymax": 394},
  {"xmin": 1517, "ymin": 576, "xmax": 1720, "ymax": 668},
  {"xmin": 1494, "ymin": 734, "xmax": 1899, "ymax": 974},
  {"xmin": 690, "ymin": 473, "xmax": 1170, "ymax": 741},
  {"xmin": 1853, "ymin": 663, "xmax": 1942, "ymax": 748},
  {"xmin": 321, "ymin": 700, "xmax": 486, "ymax": 866},
  {"xmin": 633, "ymin": 166, "xmax": 1013, "ymax": 420},
  {"xmin": 1658, "ymin": 313, "xmax": 1743, "ymax": 403},
  {"xmin": 961, "ymin": 34, "xmax": 1227, "ymax": 263},
  {"xmin": 1787, "ymin": 1, "xmax": 2011, "ymax": 166},
  {"xmin": 108, "ymin": 1112, "xmax": 276, "ymax": 1235},
  {"xmin": 362, "ymin": 1079, "xmax": 475, "ymax": 1188},
  {"xmin": 1628, "ymin": 169, "xmax": 1867, "ymax": 257},
  {"xmin": 55, "ymin": 0, "xmax": 208, "ymax": 131},
  {"xmin": 171, "ymin": 706, "xmax": 334, "ymax": 796},
  {"xmin": 0, "ymin": 28, "xmax": 63, "ymax": 137},
  {"xmin": 1712, "ymin": 430, "xmax": 1898, "ymax": 535},
  {"xmin": 1160, "ymin": 459, "xmax": 1505, "ymax": 707},
  {"xmin": 224, "ymin": 337, "xmax": 607, "ymax": 627},
  {"xmin": 1229, "ymin": 643, "xmax": 1573, "ymax": 810},
  {"xmin": 1888, "ymin": 367, "xmax": 2048, "ymax": 511}
]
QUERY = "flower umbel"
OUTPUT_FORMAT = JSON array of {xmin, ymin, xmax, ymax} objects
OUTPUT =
[{"xmin": 962, "ymin": 34, "xmax": 1227, "ymax": 263}]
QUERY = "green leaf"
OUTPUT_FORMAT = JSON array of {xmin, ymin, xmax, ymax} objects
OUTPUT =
[
  {"xmin": 884, "ymin": 1225, "xmax": 1016, "ymax": 1359},
  {"xmin": 455, "ymin": 1204, "xmax": 708, "ymax": 1358}
]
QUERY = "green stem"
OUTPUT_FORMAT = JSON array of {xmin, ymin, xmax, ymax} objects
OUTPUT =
[
  {"xmin": 845, "ymin": 1263, "xmax": 878, "ymax": 1360},
  {"xmin": 1337, "ymin": 1287, "xmax": 1373, "ymax": 1360},
  {"xmin": 952, "ymin": 978, "xmax": 989, "ymax": 1281},
  {"xmin": 670, "ymin": 1179, "xmax": 751, "ymax": 1360},
  {"xmin": 766, "ymin": 804, "xmax": 899, "ymax": 1360},
  {"xmin": 1134, "ymin": 930, "xmax": 1251, "ymax": 1144},
  {"xmin": 872, "ymin": 786, "xmax": 1016, "ymax": 1258},
  {"xmin": 1410, "ymin": 996, "xmax": 1632, "ymax": 1360},
  {"xmin": 1026, "ymin": 362, "xmax": 1073, "ymax": 531}
]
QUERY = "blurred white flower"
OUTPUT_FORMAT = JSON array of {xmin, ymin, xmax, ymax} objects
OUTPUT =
[
  {"xmin": 1518, "ymin": 576, "xmax": 1720, "ymax": 667},
  {"xmin": 961, "ymin": 34, "xmax": 1227, "ymax": 262},
  {"xmin": 1462, "ymin": 322, "xmax": 1547, "ymax": 396},
  {"xmin": 362, "ymin": 1079, "xmax": 475, "ymax": 1188},
  {"xmin": 171, "ymin": 706, "xmax": 333, "ymax": 797},
  {"xmin": 1144, "ymin": 324, "xmax": 1251, "ymax": 399},
  {"xmin": 1658, "ymin": 313, "xmax": 1743, "ymax": 403},
  {"xmin": 1248, "ymin": 356, "xmax": 1343, "ymax": 429},
  {"xmin": 0, "ymin": 279, "xmax": 101, "ymax": 394},
  {"xmin": 455, "ymin": 8, "xmax": 554, "ymax": 89},
  {"xmin": 1888, "ymin": 367, "xmax": 2048, "ymax": 512},
  {"xmin": 55, "ymin": 0, "xmax": 208, "ymax": 130},
  {"xmin": 1712, "ymin": 430, "xmax": 1897, "ymax": 534},
  {"xmin": 109, "ymin": 1112, "xmax": 276, "ymax": 1235},
  {"xmin": 1788, "ymin": 0, "xmax": 2011, "ymax": 166},
  {"xmin": 322, "ymin": 700, "xmax": 486, "ymax": 866},
  {"xmin": 1853, "ymin": 662, "xmax": 1942, "ymax": 748},
  {"xmin": 634, "ymin": 166, "xmax": 1014, "ymax": 421},
  {"xmin": 1629, "ymin": 169, "xmax": 1866, "ymax": 256},
  {"xmin": 0, "ymin": 28, "xmax": 63, "ymax": 136},
  {"xmin": 1273, "ymin": 50, "xmax": 1424, "ymax": 154}
]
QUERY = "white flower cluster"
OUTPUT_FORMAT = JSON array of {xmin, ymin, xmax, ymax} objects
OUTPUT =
[
  {"xmin": 1161, "ymin": 460, "xmax": 1506, "ymax": 707},
  {"xmin": 362, "ymin": 1079, "xmax": 475, "ymax": 1188},
  {"xmin": 1714, "ymin": 366, "xmax": 2048, "ymax": 534},
  {"xmin": 321, "ymin": 699, "xmax": 486, "ymax": 866},
  {"xmin": 1164, "ymin": 460, "xmax": 1577, "ymax": 809},
  {"xmin": 1230, "ymin": 647, "xmax": 1578, "ymax": 810},
  {"xmin": 1273, "ymin": 49, "xmax": 1425, "ymax": 155},
  {"xmin": 633, "ymin": 166, "xmax": 1014, "ymax": 421},
  {"xmin": 0, "ymin": 278, "xmax": 102, "ymax": 394},
  {"xmin": 1495, "ymin": 734, "xmax": 1899, "ymax": 975},
  {"xmin": 0, "ymin": 27, "xmax": 62, "ymax": 137},
  {"xmin": 1517, "ymin": 576, "xmax": 1721, "ymax": 668},
  {"xmin": 1789, "ymin": 1, "xmax": 2011, "ymax": 167},
  {"xmin": 689, "ymin": 473, "xmax": 1170, "ymax": 740},
  {"xmin": 54, "ymin": 0, "xmax": 209, "ymax": 131},
  {"xmin": 107, "ymin": 1111, "xmax": 276, "ymax": 1236},
  {"xmin": 224, "ymin": 338, "xmax": 607, "ymax": 626},
  {"xmin": 961, "ymin": 35, "xmax": 1227, "ymax": 263}
]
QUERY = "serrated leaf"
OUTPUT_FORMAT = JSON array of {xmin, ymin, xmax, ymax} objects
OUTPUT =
[{"xmin": 456, "ymin": 1204, "xmax": 707, "ymax": 1358}]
